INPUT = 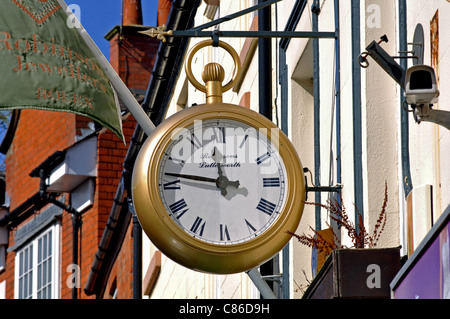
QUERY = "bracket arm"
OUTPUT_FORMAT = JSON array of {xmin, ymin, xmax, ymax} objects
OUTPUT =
[{"xmin": 413, "ymin": 104, "xmax": 450, "ymax": 132}]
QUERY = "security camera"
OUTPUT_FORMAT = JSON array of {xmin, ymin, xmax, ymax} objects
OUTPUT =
[{"xmin": 404, "ymin": 65, "xmax": 439, "ymax": 105}]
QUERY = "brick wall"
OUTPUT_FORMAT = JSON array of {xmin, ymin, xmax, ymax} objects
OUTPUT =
[{"xmin": 2, "ymin": 109, "xmax": 79, "ymax": 299}]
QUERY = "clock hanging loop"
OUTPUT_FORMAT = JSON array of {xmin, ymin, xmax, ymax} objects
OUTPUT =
[{"xmin": 185, "ymin": 39, "xmax": 241, "ymax": 104}]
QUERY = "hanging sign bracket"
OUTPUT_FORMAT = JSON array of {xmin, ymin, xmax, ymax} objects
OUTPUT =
[{"xmin": 139, "ymin": 0, "xmax": 336, "ymax": 42}]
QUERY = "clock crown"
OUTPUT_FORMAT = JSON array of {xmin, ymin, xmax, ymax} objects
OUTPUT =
[
  {"xmin": 202, "ymin": 62, "xmax": 225, "ymax": 83},
  {"xmin": 202, "ymin": 62, "xmax": 225, "ymax": 104}
]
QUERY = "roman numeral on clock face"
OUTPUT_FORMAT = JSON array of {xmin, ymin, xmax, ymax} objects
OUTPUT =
[
  {"xmin": 169, "ymin": 199, "xmax": 188, "ymax": 219},
  {"xmin": 213, "ymin": 127, "xmax": 226, "ymax": 143},
  {"xmin": 256, "ymin": 152, "xmax": 271, "ymax": 165},
  {"xmin": 256, "ymin": 198, "xmax": 277, "ymax": 216},
  {"xmin": 168, "ymin": 156, "xmax": 185, "ymax": 167},
  {"xmin": 263, "ymin": 177, "xmax": 281, "ymax": 187},
  {"xmin": 239, "ymin": 134, "xmax": 249, "ymax": 148},
  {"xmin": 189, "ymin": 133, "xmax": 202, "ymax": 150},
  {"xmin": 190, "ymin": 216, "xmax": 206, "ymax": 236},
  {"xmin": 163, "ymin": 179, "xmax": 181, "ymax": 190},
  {"xmin": 245, "ymin": 219, "xmax": 257, "ymax": 234},
  {"xmin": 220, "ymin": 224, "xmax": 231, "ymax": 241}
]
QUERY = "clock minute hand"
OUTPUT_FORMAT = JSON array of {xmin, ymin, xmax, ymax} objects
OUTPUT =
[
  {"xmin": 166, "ymin": 172, "xmax": 240, "ymax": 187},
  {"xmin": 165, "ymin": 172, "xmax": 240, "ymax": 196},
  {"xmin": 165, "ymin": 173, "xmax": 217, "ymax": 183}
]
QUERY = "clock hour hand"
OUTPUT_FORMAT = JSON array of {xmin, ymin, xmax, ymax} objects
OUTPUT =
[
  {"xmin": 212, "ymin": 147, "xmax": 224, "ymax": 176},
  {"xmin": 211, "ymin": 146, "xmax": 223, "ymax": 162},
  {"xmin": 217, "ymin": 162, "xmax": 224, "ymax": 178}
]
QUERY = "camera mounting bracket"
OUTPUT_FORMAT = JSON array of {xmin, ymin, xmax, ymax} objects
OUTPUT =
[{"xmin": 412, "ymin": 104, "xmax": 450, "ymax": 132}]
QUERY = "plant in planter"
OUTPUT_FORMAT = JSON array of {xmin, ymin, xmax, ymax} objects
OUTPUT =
[
  {"xmin": 288, "ymin": 182, "xmax": 401, "ymax": 299},
  {"xmin": 288, "ymin": 182, "xmax": 389, "ymax": 255}
]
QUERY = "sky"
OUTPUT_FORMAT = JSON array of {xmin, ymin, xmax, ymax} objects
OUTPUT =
[{"xmin": 68, "ymin": 0, "xmax": 159, "ymax": 59}]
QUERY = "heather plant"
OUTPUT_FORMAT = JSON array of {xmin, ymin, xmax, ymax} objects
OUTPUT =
[{"xmin": 288, "ymin": 182, "xmax": 388, "ymax": 258}]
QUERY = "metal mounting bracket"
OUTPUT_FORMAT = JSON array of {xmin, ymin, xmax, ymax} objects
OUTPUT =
[
  {"xmin": 261, "ymin": 274, "xmax": 283, "ymax": 283},
  {"xmin": 303, "ymin": 167, "xmax": 342, "ymax": 200},
  {"xmin": 359, "ymin": 31, "xmax": 424, "ymax": 87},
  {"xmin": 307, "ymin": 185, "xmax": 342, "ymax": 193},
  {"xmin": 139, "ymin": 0, "xmax": 336, "ymax": 42},
  {"xmin": 140, "ymin": 27, "xmax": 337, "ymax": 42},
  {"xmin": 412, "ymin": 104, "xmax": 450, "ymax": 132},
  {"xmin": 358, "ymin": 35, "xmax": 406, "ymax": 88}
]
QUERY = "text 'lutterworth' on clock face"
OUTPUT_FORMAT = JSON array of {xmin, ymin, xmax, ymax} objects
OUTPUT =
[{"xmin": 157, "ymin": 119, "xmax": 288, "ymax": 245}]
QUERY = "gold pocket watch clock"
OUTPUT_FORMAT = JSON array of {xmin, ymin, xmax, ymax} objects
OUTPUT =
[{"xmin": 132, "ymin": 40, "xmax": 305, "ymax": 274}]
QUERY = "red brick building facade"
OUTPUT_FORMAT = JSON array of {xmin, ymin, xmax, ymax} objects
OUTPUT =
[{"xmin": 0, "ymin": 0, "xmax": 161, "ymax": 299}]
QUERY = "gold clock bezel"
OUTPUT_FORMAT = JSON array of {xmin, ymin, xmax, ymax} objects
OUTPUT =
[{"xmin": 132, "ymin": 103, "xmax": 305, "ymax": 274}]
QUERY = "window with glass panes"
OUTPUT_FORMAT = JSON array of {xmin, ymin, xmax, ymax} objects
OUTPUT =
[{"xmin": 15, "ymin": 224, "xmax": 60, "ymax": 299}]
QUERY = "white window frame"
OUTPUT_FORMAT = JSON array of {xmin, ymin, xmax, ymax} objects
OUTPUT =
[{"xmin": 14, "ymin": 223, "xmax": 60, "ymax": 299}]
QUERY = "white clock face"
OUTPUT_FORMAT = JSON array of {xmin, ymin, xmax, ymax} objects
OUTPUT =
[{"xmin": 157, "ymin": 118, "xmax": 288, "ymax": 245}]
